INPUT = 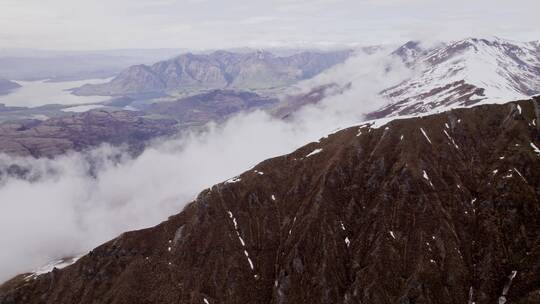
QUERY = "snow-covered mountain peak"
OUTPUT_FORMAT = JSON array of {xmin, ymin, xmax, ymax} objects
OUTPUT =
[{"xmin": 376, "ymin": 37, "xmax": 540, "ymax": 117}]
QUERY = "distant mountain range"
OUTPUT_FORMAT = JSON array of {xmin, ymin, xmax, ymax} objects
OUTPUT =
[
  {"xmin": 0, "ymin": 79, "xmax": 20, "ymax": 96},
  {"xmin": 278, "ymin": 37, "xmax": 540, "ymax": 119},
  {"xmin": 71, "ymin": 50, "xmax": 352, "ymax": 96},
  {"xmin": 2, "ymin": 38, "xmax": 540, "ymax": 158}
]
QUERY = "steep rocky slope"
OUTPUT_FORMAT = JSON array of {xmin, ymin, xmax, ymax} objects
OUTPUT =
[
  {"xmin": 1, "ymin": 98, "xmax": 539, "ymax": 303},
  {"xmin": 72, "ymin": 50, "xmax": 351, "ymax": 96}
]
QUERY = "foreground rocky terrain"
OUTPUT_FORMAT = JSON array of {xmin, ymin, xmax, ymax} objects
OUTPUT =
[{"xmin": 1, "ymin": 97, "xmax": 539, "ymax": 303}]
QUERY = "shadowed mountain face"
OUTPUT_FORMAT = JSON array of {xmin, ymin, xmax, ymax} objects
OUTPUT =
[
  {"xmin": 1, "ymin": 98, "xmax": 539, "ymax": 303},
  {"xmin": 72, "ymin": 50, "xmax": 352, "ymax": 96}
]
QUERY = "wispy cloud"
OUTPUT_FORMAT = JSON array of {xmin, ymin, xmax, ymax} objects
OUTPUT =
[{"xmin": 0, "ymin": 51, "xmax": 411, "ymax": 283}]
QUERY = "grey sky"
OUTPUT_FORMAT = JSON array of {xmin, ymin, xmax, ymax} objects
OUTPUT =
[{"xmin": 0, "ymin": 0, "xmax": 538, "ymax": 50}]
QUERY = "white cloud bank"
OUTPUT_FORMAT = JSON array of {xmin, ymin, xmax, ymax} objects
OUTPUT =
[{"xmin": 0, "ymin": 51, "xmax": 410, "ymax": 283}]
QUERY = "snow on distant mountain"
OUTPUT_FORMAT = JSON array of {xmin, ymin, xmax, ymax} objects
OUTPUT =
[
  {"xmin": 374, "ymin": 37, "xmax": 540, "ymax": 117},
  {"xmin": 390, "ymin": 40, "xmax": 437, "ymax": 67}
]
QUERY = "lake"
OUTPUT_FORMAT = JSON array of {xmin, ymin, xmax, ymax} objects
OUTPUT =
[{"xmin": 0, "ymin": 78, "xmax": 111, "ymax": 108}]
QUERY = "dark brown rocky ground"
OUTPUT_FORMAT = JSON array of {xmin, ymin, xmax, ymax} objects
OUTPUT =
[{"xmin": 1, "ymin": 98, "xmax": 539, "ymax": 303}]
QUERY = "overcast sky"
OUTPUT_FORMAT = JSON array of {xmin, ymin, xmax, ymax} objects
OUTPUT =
[{"xmin": 0, "ymin": 0, "xmax": 539, "ymax": 50}]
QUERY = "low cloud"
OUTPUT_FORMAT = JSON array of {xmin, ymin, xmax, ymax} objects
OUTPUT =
[{"xmin": 0, "ymin": 51, "xmax": 410, "ymax": 282}]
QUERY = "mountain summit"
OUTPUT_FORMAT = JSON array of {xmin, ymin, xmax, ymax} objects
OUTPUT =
[{"xmin": 378, "ymin": 37, "xmax": 540, "ymax": 117}]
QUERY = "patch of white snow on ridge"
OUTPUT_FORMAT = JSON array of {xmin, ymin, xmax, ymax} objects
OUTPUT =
[
  {"xmin": 422, "ymin": 170, "xmax": 435, "ymax": 188},
  {"xmin": 389, "ymin": 231, "xmax": 396, "ymax": 239},
  {"xmin": 26, "ymin": 254, "xmax": 84, "ymax": 279},
  {"xmin": 530, "ymin": 142, "xmax": 540, "ymax": 155},
  {"xmin": 420, "ymin": 128, "xmax": 432, "ymax": 144},
  {"xmin": 228, "ymin": 210, "xmax": 255, "ymax": 272},
  {"xmin": 513, "ymin": 168, "xmax": 526, "ymax": 182},
  {"xmin": 443, "ymin": 130, "xmax": 459, "ymax": 149},
  {"xmin": 499, "ymin": 270, "xmax": 518, "ymax": 304},
  {"xmin": 225, "ymin": 177, "xmax": 241, "ymax": 184},
  {"xmin": 306, "ymin": 148, "xmax": 323, "ymax": 157}
]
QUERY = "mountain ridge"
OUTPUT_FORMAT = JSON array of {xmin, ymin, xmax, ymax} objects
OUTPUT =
[
  {"xmin": 1, "ymin": 97, "xmax": 539, "ymax": 303},
  {"xmin": 72, "ymin": 50, "xmax": 352, "ymax": 96},
  {"xmin": 379, "ymin": 37, "xmax": 540, "ymax": 117}
]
